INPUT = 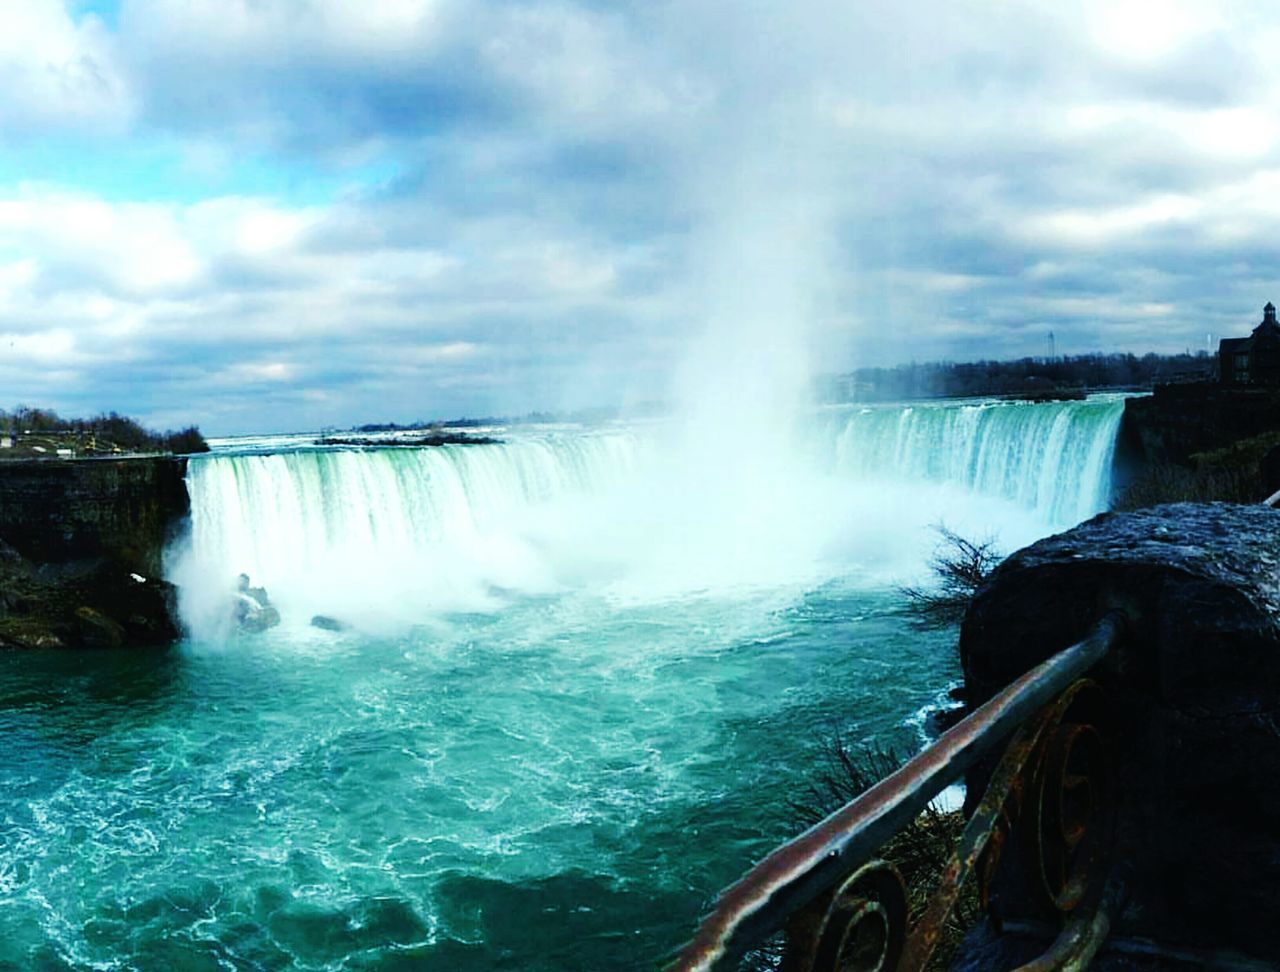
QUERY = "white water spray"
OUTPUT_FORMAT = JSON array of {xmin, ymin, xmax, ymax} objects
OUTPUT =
[{"xmin": 171, "ymin": 397, "xmax": 1123, "ymax": 637}]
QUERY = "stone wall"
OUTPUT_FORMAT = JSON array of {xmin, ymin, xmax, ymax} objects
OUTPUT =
[
  {"xmin": 959, "ymin": 503, "xmax": 1280, "ymax": 961},
  {"xmin": 0, "ymin": 457, "xmax": 190, "ymax": 649}
]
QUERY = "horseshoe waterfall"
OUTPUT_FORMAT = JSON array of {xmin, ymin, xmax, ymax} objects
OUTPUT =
[{"xmin": 0, "ymin": 396, "xmax": 1124, "ymax": 971}]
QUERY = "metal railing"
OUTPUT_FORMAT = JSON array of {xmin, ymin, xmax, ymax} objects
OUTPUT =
[{"xmin": 671, "ymin": 612, "xmax": 1126, "ymax": 972}]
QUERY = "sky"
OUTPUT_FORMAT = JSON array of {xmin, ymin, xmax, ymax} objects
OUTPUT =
[{"xmin": 3, "ymin": 0, "xmax": 1280, "ymax": 434}]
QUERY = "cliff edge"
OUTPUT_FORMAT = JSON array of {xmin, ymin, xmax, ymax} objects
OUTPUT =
[{"xmin": 0, "ymin": 457, "xmax": 190, "ymax": 649}]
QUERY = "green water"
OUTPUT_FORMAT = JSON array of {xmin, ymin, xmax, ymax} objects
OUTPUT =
[{"xmin": 0, "ymin": 584, "xmax": 953, "ymax": 970}]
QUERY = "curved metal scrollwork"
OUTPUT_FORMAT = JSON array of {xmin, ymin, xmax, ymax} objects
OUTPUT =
[
  {"xmin": 1033, "ymin": 704, "xmax": 1110, "ymax": 912},
  {"xmin": 784, "ymin": 861, "xmax": 908, "ymax": 972},
  {"xmin": 981, "ymin": 679, "xmax": 1115, "ymax": 929}
]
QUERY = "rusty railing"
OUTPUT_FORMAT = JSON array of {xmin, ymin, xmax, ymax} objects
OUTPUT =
[{"xmin": 671, "ymin": 611, "xmax": 1126, "ymax": 972}]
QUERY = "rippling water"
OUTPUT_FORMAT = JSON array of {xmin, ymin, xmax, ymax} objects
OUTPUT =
[{"xmin": 0, "ymin": 586, "xmax": 953, "ymax": 969}]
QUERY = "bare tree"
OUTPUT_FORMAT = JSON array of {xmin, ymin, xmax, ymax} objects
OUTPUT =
[{"xmin": 900, "ymin": 525, "xmax": 1002, "ymax": 629}]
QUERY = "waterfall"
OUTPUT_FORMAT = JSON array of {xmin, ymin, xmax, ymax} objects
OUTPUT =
[
  {"xmin": 824, "ymin": 396, "xmax": 1125, "ymax": 526},
  {"xmin": 176, "ymin": 431, "xmax": 641, "ymax": 631},
  {"xmin": 173, "ymin": 398, "xmax": 1125, "ymax": 633}
]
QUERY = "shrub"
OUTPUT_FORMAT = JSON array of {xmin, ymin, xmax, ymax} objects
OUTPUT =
[{"xmin": 900, "ymin": 526, "xmax": 1002, "ymax": 629}]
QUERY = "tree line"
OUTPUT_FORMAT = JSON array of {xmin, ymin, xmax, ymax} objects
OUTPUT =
[
  {"xmin": 2, "ymin": 407, "xmax": 209, "ymax": 454},
  {"xmin": 825, "ymin": 351, "xmax": 1214, "ymax": 402}
]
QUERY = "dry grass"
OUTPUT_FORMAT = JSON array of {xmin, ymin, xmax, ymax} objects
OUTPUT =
[{"xmin": 1115, "ymin": 429, "xmax": 1280, "ymax": 509}]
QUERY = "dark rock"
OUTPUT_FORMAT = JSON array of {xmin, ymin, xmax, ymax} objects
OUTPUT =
[
  {"xmin": 75, "ymin": 606, "xmax": 126, "ymax": 649},
  {"xmin": 1120, "ymin": 385, "xmax": 1280, "ymax": 466},
  {"xmin": 233, "ymin": 575, "xmax": 280, "ymax": 633},
  {"xmin": 0, "ymin": 457, "xmax": 189, "ymax": 577},
  {"xmin": 310, "ymin": 615, "xmax": 349, "ymax": 632},
  {"xmin": 1263, "ymin": 444, "xmax": 1280, "ymax": 497},
  {"xmin": 924, "ymin": 703, "xmax": 966, "ymax": 738},
  {"xmin": 960, "ymin": 503, "xmax": 1280, "ymax": 959},
  {"xmin": 0, "ymin": 620, "xmax": 64, "ymax": 649},
  {"xmin": 240, "ymin": 605, "xmax": 281, "ymax": 633},
  {"xmin": 949, "ymin": 917, "xmax": 1173, "ymax": 971},
  {"xmin": 0, "ymin": 537, "xmax": 22, "ymax": 565},
  {"xmin": 316, "ymin": 433, "xmax": 501, "ymax": 448},
  {"xmin": 0, "ymin": 548, "xmax": 180, "ymax": 651}
]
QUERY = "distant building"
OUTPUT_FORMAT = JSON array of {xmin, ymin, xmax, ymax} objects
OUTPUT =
[{"xmin": 1219, "ymin": 302, "xmax": 1280, "ymax": 385}]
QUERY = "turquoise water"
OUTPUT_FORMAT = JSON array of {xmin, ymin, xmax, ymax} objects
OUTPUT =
[
  {"xmin": 0, "ymin": 587, "xmax": 951, "ymax": 970},
  {"xmin": 0, "ymin": 399, "xmax": 1123, "ymax": 969}
]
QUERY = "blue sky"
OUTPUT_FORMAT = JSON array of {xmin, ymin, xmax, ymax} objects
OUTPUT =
[{"xmin": 3, "ymin": 0, "xmax": 1280, "ymax": 434}]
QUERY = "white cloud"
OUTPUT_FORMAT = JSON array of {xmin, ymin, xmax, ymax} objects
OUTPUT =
[
  {"xmin": 8, "ymin": 0, "xmax": 1280, "ymax": 429},
  {"xmin": 230, "ymin": 361, "xmax": 293, "ymax": 382},
  {"xmin": 0, "ymin": 179, "xmax": 667, "ymax": 429},
  {"xmin": 1023, "ymin": 195, "xmax": 1205, "ymax": 247},
  {"xmin": 1083, "ymin": 0, "xmax": 1224, "ymax": 62},
  {"xmin": 121, "ymin": 0, "xmax": 450, "ymax": 62},
  {"xmin": 0, "ymin": 0, "xmax": 132, "ymax": 134},
  {"xmin": 0, "ymin": 327, "xmax": 76, "ymax": 361}
]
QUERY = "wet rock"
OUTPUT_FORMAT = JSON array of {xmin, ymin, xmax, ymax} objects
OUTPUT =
[
  {"xmin": 923, "ymin": 703, "xmax": 966, "ymax": 738},
  {"xmin": 0, "ymin": 458, "xmax": 189, "ymax": 650},
  {"xmin": 310, "ymin": 615, "xmax": 349, "ymax": 632},
  {"xmin": 240, "ymin": 605, "xmax": 281, "ymax": 633},
  {"xmin": 75, "ymin": 606, "xmax": 126, "ymax": 649},
  {"xmin": 960, "ymin": 503, "xmax": 1280, "ymax": 959},
  {"xmin": 234, "ymin": 575, "xmax": 281, "ymax": 633},
  {"xmin": 0, "ymin": 554, "xmax": 179, "ymax": 650}
]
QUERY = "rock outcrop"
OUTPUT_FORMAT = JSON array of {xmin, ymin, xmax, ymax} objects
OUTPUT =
[
  {"xmin": 1119, "ymin": 384, "xmax": 1280, "ymax": 466},
  {"xmin": 960, "ymin": 503, "xmax": 1280, "ymax": 960},
  {"xmin": 0, "ymin": 457, "xmax": 189, "ymax": 649},
  {"xmin": 310, "ymin": 614, "xmax": 349, "ymax": 632},
  {"xmin": 234, "ymin": 575, "xmax": 280, "ymax": 633},
  {"xmin": 0, "ymin": 457, "xmax": 188, "ymax": 577}
]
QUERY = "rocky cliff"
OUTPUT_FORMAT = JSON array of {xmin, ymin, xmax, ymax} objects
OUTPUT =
[
  {"xmin": 1115, "ymin": 385, "xmax": 1280, "ymax": 505},
  {"xmin": 0, "ymin": 457, "xmax": 190, "ymax": 649},
  {"xmin": 1119, "ymin": 383, "xmax": 1280, "ymax": 466}
]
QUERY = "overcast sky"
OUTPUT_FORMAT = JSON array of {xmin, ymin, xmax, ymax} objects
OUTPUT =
[{"xmin": 2, "ymin": 0, "xmax": 1280, "ymax": 433}]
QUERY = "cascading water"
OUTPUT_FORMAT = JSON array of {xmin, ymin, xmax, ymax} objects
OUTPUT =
[
  {"xmin": 175, "ymin": 397, "xmax": 1125, "ymax": 638},
  {"xmin": 822, "ymin": 396, "xmax": 1125, "ymax": 527},
  {"xmin": 177, "ymin": 430, "xmax": 642, "ymax": 632}
]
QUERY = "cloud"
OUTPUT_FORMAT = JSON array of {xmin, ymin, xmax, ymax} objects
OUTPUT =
[
  {"xmin": 4, "ymin": 0, "xmax": 1280, "ymax": 431},
  {"xmin": 0, "ymin": 0, "xmax": 133, "ymax": 135},
  {"xmin": 0, "ymin": 178, "xmax": 672, "ymax": 431}
]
